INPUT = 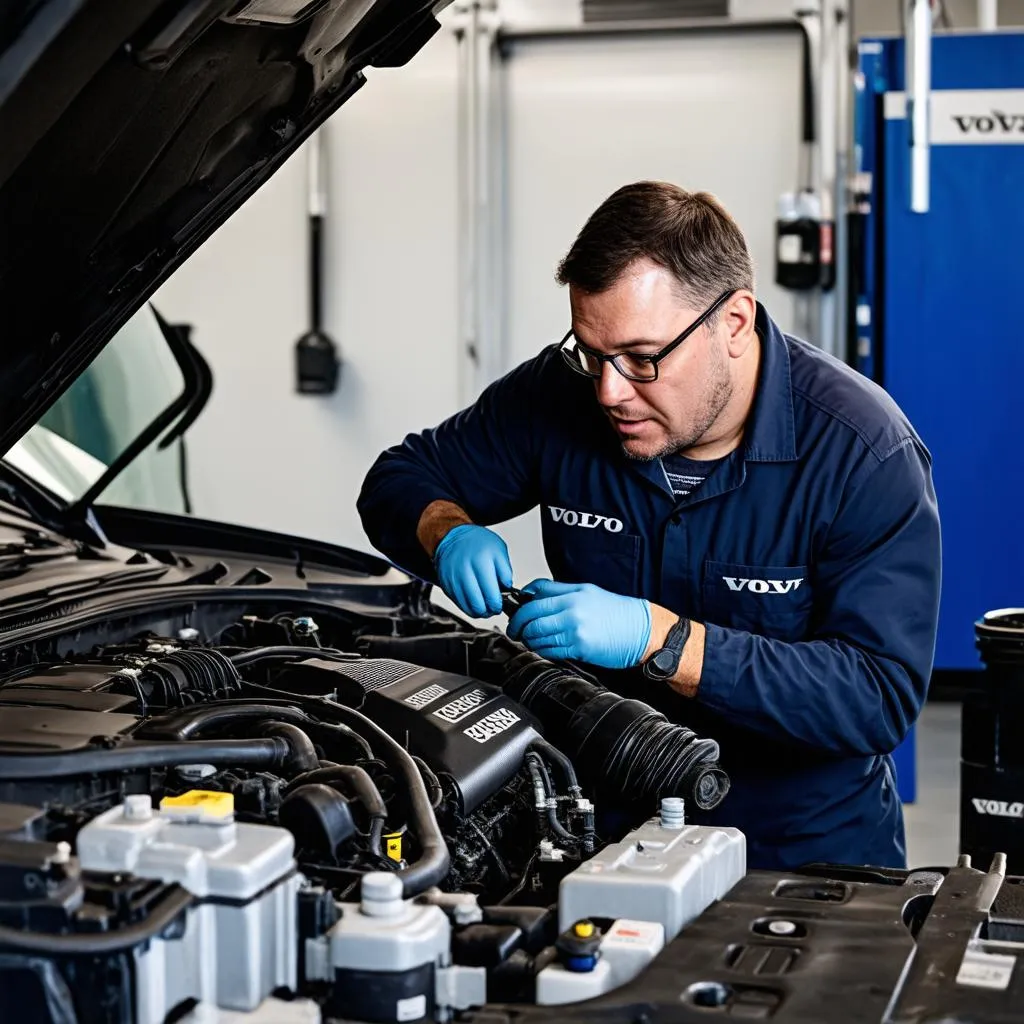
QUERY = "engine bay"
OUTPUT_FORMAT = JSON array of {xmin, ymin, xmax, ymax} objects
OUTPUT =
[
  {"xmin": 2, "ymin": 598, "xmax": 1024, "ymax": 1024},
  {"xmin": 0, "ymin": 600, "xmax": 734, "ymax": 1023}
]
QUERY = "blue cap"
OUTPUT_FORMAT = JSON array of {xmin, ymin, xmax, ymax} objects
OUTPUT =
[{"xmin": 564, "ymin": 954, "xmax": 598, "ymax": 974}]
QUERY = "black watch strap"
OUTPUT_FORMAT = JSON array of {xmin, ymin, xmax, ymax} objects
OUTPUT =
[{"xmin": 642, "ymin": 617, "xmax": 692, "ymax": 681}]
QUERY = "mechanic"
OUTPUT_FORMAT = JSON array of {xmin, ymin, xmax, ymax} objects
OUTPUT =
[{"xmin": 357, "ymin": 181, "xmax": 941, "ymax": 871}]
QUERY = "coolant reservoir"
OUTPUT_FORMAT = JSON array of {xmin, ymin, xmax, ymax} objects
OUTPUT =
[
  {"xmin": 75, "ymin": 791, "xmax": 300, "ymax": 1015},
  {"xmin": 558, "ymin": 816, "xmax": 746, "ymax": 942}
]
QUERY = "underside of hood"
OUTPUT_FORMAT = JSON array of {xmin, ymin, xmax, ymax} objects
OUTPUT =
[{"xmin": 0, "ymin": 0, "xmax": 446, "ymax": 455}]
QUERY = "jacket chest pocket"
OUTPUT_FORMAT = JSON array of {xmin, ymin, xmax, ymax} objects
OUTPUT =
[
  {"xmin": 543, "ymin": 520, "xmax": 641, "ymax": 597},
  {"xmin": 703, "ymin": 560, "xmax": 813, "ymax": 642}
]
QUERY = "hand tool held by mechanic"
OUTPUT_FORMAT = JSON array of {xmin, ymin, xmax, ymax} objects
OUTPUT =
[{"xmin": 499, "ymin": 585, "xmax": 532, "ymax": 618}]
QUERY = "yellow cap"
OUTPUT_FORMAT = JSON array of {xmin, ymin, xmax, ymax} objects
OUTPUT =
[
  {"xmin": 573, "ymin": 920, "xmax": 595, "ymax": 939},
  {"xmin": 160, "ymin": 790, "xmax": 234, "ymax": 819},
  {"xmin": 385, "ymin": 831, "xmax": 403, "ymax": 863}
]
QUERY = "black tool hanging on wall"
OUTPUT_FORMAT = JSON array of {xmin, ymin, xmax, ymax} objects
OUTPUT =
[{"xmin": 295, "ymin": 127, "xmax": 341, "ymax": 394}]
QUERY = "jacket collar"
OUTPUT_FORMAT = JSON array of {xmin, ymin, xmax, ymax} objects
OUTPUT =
[
  {"xmin": 619, "ymin": 302, "xmax": 798, "ymax": 502},
  {"xmin": 743, "ymin": 302, "xmax": 798, "ymax": 463}
]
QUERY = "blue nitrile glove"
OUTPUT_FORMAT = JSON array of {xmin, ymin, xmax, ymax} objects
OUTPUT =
[
  {"xmin": 506, "ymin": 579, "xmax": 652, "ymax": 669},
  {"xmin": 433, "ymin": 524, "xmax": 514, "ymax": 618}
]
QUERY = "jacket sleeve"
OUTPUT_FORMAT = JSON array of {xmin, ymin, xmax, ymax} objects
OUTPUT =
[
  {"xmin": 696, "ymin": 438, "xmax": 941, "ymax": 757},
  {"xmin": 357, "ymin": 354, "xmax": 551, "ymax": 581}
]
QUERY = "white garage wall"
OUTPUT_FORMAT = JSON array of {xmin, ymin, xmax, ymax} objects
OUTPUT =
[
  {"xmin": 156, "ymin": 16, "xmax": 809, "ymax": 573},
  {"xmin": 500, "ymin": 29, "xmax": 804, "ymax": 364}
]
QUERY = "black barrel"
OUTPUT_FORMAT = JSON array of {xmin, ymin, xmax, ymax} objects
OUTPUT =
[{"xmin": 961, "ymin": 609, "xmax": 1024, "ymax": 872}]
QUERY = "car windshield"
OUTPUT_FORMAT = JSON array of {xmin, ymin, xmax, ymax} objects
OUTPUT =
[{"xmin": 4, "ymin": 305, "xmax": 189, "ymax": 512}]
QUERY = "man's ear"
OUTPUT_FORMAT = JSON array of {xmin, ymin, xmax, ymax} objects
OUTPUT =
[{"xmin": 723, "ymin": 291, "xmax": 757, "ymax": 358}]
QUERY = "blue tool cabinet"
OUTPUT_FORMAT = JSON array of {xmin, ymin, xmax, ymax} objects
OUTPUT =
[{"xmin": 853, "ymin": 32, "xmax": 1024, "ymax": 801}]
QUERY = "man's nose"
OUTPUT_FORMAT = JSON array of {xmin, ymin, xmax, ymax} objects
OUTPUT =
[{"xmin": 596, "ymin": 361, "xmax": 636, "ymax": 406}]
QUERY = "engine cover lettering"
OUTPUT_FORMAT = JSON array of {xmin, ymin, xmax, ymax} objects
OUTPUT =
[
  {"xmin": 404, "ymin": 683, "xmax": 448, "ymax": 709},
  {"xmin": 464, "ymin": 707, "xmax": 521, "ymax": 744},
  {"xmin": 362, "ymin": 665, "xmax": 541, "ymax": 814},
  {"xmin": 433, "ymin": 688, "xmax": 488, "ymax": 724}
]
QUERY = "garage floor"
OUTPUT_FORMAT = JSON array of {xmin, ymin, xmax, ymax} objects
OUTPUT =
[{"xmin": 904, "ymin": 702, "xmax": 961, "ymax": 868}]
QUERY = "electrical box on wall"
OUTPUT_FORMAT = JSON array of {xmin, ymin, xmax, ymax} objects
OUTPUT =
[{"xmin": 774, "ymin": 190, "xmax": 835, "ymax": 292}]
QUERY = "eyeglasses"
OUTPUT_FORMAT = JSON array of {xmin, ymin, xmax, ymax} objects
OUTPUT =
[{"xmin": 559, "ymin": 289, "xmax": 736, "ymax": 383}]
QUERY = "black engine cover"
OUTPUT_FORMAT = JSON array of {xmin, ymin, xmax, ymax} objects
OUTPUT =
[
  {"xmin": 0, "ymin": 664, "xmax": 139, "ymax": 753},
  {"xmin": 326, "ymin": 659, "xmax": 540, "ymax": 814}
]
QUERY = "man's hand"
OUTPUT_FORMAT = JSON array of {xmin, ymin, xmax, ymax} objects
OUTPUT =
[
  {"xmin": 433, "ymin": 524, "xmax": 514, "ymax": 618},
  {"xmin": 507, "ymin": 579, "xmax": 651, "ymax": 669}
]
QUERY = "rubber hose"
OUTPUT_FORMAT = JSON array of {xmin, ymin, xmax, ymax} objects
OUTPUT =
[
  {"xmin": 412, "ymin": 756, "xmax": 445, "ymax": 810},
  {"xmin": 524, "ymin": 758, "xmax": 551, "ymax": 835},
  {"xmin": 284, "ymin": 763, "xmax": 387, "ymax": 819},
  {"xmin": 230, "ymin": 646, "xmax": 357, "ymax": 668},
  {"xmin": 525, "ymin": 752, "xmax": 576, "ymax": 845},
  {"xmin": 501, "ymin": 652, "xmax": 730, "ymax": 811},
  {"xmin": 137, "ymin": 702, "xmax": 316, "ymax": 740},
  {"xmin": 322, "ymin": 699, "xmax": 450, "ymax": 898},
  {"xmin": 225, "ymin": 684, "xmax": 376, "ymax": 760},
  {"xmin": 137, "ymin": 700, "xmax": 373, "ymax": 761},
  {"xmin": 0, "ymin": 738, "xmax": 291, "ymax": 779},
  {"xmin": 0, "ymin": 886, "xmax": 193, "ymax": 954},
  {"xmin": 369, "ymin": 817, "xmax": 387, "ymax": 861},
  {"xmin": 317, "ymin": 721, "xmax": 374, "ymax": 761},
  {"xmin": 525, "ymin": 750, "xmax": 556, "ymax": 801},
  {"xmin": 592, "ymin": 697, "xmax": 729, "ymax": 810},
  {"xmin": 529, "ymin": 737, "xmax": 581, "ymax": 795},
  {"xmin": 256, "ymin": 722, "xmax": 319, "ymax": 773}
]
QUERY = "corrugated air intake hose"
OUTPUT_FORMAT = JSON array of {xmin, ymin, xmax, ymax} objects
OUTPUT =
[{"xmin": 498, "ymin": 650, "xmax": 730, "ymax": 811}]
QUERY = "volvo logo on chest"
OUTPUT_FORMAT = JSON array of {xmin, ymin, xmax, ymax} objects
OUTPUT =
[
  {"xmin": 548, "ymin": 506, "xmax": 624, "ymax": 533},
  {"xmin": 724, "ymin": 576, "xmax": 804, "ymax": 595}
]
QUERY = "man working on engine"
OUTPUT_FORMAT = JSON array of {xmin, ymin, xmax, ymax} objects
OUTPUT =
[{"xmin": 358, "ymin": 181, "xmax": 940, "ymax": 870}]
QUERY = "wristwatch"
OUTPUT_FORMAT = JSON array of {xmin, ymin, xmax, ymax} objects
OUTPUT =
[{"xmin": 642, "ymin": 617, "xmax": 692, "ymax": 681}]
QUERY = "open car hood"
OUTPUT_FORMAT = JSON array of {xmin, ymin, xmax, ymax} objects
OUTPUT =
[{"xmin": 0, "ymin": 0, "xmax": 447, "ymax": 456}]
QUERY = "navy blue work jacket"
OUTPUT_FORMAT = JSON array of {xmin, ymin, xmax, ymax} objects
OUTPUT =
[{"xmin": 358, "ymin": 305, "xmax": 941, "ymax": 870}]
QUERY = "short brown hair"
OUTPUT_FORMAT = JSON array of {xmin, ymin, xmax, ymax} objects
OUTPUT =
[{"xmin": 556, "ymin": 181, "xmax": 755, "ymax": 316}]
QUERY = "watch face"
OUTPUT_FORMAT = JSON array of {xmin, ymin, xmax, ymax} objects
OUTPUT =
[
  {"xmin": 647, "ymin": 647, "xmax": 679, "ymax": 679},
  {"xmin": 652, "ymin": 648, "xmax": 677, "ymax": 676}
]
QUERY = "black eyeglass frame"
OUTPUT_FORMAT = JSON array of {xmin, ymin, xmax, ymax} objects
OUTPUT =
[{"xmin": 559, "ymin": 288, "xmax": 736, "ymax": 383}]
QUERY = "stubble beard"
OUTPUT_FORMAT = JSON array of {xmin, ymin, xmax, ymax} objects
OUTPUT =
[{"xmin": 620, "ymin": 346, "xmax": 734, "ymax": 463}]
